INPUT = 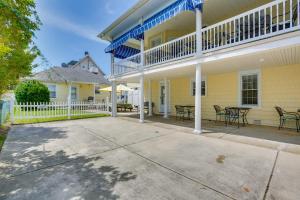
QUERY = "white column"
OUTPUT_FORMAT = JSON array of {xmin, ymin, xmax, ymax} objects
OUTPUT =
[
  {"xmin": 163, "ymin": 77, "xmax": 168, "ymax": 119},
  {"xmin": 148, "ymin": 80, "xmax": 152, "ymax": 116},
  {"xmin": 111, "ymin": 81, "xmax": 117, "ymax": 117},
  {"xmin": 196, "ymin": 7, "xmax": 203, "ymax": 56},
  {"xmin": 139, "ymin": 75, "xmax": 144, "ymax": 123},
  {"xmin": 67, "ymin": 83, "xmax": 72, "ymax": 119},
  {"xmin": 194, "ymin": 64, "xmax": 202, "ymax": 134},
  {"xmin": 111, "ymin": 53, "xmax": 115, "ymax": 76},
  {"xmin": 140, "ymin": 39, "xmax": 145, "ymax": 68}
]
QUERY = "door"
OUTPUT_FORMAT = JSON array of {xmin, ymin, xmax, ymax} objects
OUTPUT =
[{"xmin": 159, "ymin": 81, "xmax": 170, "ymax": 113}]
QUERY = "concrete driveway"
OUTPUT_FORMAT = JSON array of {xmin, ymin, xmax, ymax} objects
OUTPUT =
[{"xmin": 0, "ymin": 117, "xmax": 299, "ymax": 200}]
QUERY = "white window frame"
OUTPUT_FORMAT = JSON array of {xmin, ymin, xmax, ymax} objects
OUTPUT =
[
  {"xmin": 71, "ymin": 86, "xmax": 79, "ymax": 101},
  {"xmin": 150, "ymin": 34, "xmax": 162, "ymax": 48},
  {"xmin": 238, "ymin": 69, "xmax": 261, "ymax": 108},
  {"xmin": 190, "ymin": 77, "xmax": 207, "ymax": 97},
  {"xmin": 47, "ymin": 84, "xmax": 57, "ymax": 99}
]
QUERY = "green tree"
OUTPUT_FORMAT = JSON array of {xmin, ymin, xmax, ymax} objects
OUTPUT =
[
  {"xmin": 15, "ymin": 80, "xmax": 50, "ymax": 103},
  {"xmin": 0, "ymin": 0, "xmax": 41, "ymax": 97}
]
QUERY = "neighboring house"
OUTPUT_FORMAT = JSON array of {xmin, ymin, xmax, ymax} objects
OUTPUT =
[
  {"xmin": 99, "ymin": 0, "xmax": 300, "ymax": 132},
  {"xmin": 31, "ymin": 67, "xmax": 110, "ymax": 102},
  {"xmin": 62, "ymin": 51, "xmax": 106, "ymax": 76}
]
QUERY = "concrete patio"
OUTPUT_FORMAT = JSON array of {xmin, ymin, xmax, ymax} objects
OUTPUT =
[{"xmin": 0, "ymin": 117, "xmax": 300, "ymax": 200}]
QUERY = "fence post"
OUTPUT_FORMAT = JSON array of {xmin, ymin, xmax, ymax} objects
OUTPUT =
[{"xmin": 10, "ymin": 99, "xmax": 14, "ymax": 124}]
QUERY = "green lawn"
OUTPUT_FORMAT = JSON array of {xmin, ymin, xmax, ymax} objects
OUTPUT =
[{"xmin": 14, "ymin": 108, "xmax": 110, "ymax": 124}]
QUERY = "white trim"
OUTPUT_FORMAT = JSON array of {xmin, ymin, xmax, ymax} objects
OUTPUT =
[
  {"xmin": 46, "ymin": 84, "xmax": 57, "ymax": 99},
  {"xmin": 238, "ymin": 69, "xmax": 261, "ymax": 109},
  {"xmin": 71, "ymin": 85, "xmax": 79, "ymax": 102},
  {"xmin": 190, "ymin": 76, "xmax": 207, "ymax": 97}
]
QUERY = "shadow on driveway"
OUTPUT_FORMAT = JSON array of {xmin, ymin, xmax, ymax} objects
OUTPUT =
[{"xmin": 0, "ymin": 125, "xmax": 136, "ymax": 200}]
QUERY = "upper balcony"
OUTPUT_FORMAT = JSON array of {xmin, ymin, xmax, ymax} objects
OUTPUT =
[{"xmin": 110, "ymin": 0, "xmax": 300, "ymax": 77}]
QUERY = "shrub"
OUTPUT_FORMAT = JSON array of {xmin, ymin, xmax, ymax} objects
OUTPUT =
[{"xmin": 15, "ymin": 80, "xmax": 50, "ymax": 103}]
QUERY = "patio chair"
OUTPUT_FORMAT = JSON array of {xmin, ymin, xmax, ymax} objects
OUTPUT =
[
  {"xmin": 275, "ymin": 106, "xmax": 300, "ymax": 132},
  {"xmin": 225, "ymin": 107, "xmax": 242, "ymax": 128},
  {"xmin": 175, "ymin": 105, "xmax": 186, "ymax": 121},
  {"xmin": 213, "ymin": 105, "xmax": 226, "ymax": 122}
]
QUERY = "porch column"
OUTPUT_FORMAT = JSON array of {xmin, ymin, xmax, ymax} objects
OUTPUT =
[
  {"xmin": 139, "ymin": 30, "xmax": 145, "ymax": 123},
  {"xmin": 111, "ymin": 81, "xmax": 117, "ymax": 117},
  {"xmin": 196, "ymin": 7, "xmax": 203, "ymax": 56},
  {"xmin": 164, "ymin": 77, "xmax": 168, "ymax": 119},
  {"xmin": 111, "ymin": 52, "xmax": 115, "ymax": 76},
  {"xmin": 148, "ymin": 79, "xmax": 152, "ymax": 116},
  {"xmin": 194, "ymin": 64, "xmax": 202, "ymax": 134},
  {"xmin": 139, "ymin": 75, "xmax": 144, "ymax": 123}
]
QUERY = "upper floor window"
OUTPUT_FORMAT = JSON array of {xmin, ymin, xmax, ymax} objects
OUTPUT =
[
  {"xmin": 47, "ymin": 85, "xmax": 56, "ymax": 99},
  {"xmin": 239, "ymin": 70, "xmax": 260, "ymax": 107},
  {"xmin": 150, "ymin": 35, "xmax": 162, "ymax": 48},
  {"xmin": 191, "ymin": 78, "xmax": 206, "ymax": 96}
]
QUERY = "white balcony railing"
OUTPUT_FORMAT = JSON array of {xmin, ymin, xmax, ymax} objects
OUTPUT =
[
  {"xmin": 144, "ymin": 32, "xmax": 196, "ymax": 67},
  {"xmin": 113, "ymin": 0, "xmax": 300, "ymax": 76},
  {"xmin": 202, "ymin": 0, "xmax": 299, "ymax": 52},
  {"xmin": 113, "ymin": 53, "xmax": 141, "ymax": 75}
]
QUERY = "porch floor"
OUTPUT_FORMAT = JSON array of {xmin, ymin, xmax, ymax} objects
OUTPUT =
[{"xmin": 120, "ymin": 113, "xmax": 300, "ymax": 153}]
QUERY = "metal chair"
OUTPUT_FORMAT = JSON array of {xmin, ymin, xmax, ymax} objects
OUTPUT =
[
  {"xmin": 213, "ymin": 105, "xmax": 226, "ymax": 122},
  {"xmin": 275, "ymin": 106, "xmax": 299, "ymax": 132},
  {"xmin": 175, "ymin": 105, "xmax": 186, "ymax": 121}
]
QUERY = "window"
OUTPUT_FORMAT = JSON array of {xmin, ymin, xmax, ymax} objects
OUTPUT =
[
  {"xmin": 150, "ymin": 35, "xmax": 162, "ymax": 48},
  {"xmin": 71, "ymin": 87, "xmax": 77, "ymax": 100},
  {"xmin": 95, "ymin": 86, "xmax": 101, "ymax": 94},
  {"xmin": 48, "ymin": 85, "xmax": 56, "ymax": 98},
  {"xmin": 191, "ymin": 79, "xmax": 206, "ymax": 96},
  {"xmin": 240, "ymin": 71, "xmax": 260, "ymax": 106}
]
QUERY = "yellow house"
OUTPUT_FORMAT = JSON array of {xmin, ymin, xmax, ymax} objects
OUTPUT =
[
  {"xmin": 99, "ymin": 0, "xmax": 300, "ymax": 132},
  {"xmin": 31, "ymin": 67, "xmax": 110, "ymax": 103}
]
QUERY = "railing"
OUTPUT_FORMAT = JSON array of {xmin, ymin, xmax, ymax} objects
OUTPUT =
[
  {"xmin": 113, "ymin": 53, "xmax": 141, "ymax": 75},
  {"xmin": 202, "ymin": 0, "xmax": 300, "ymax": 52},
  {"xmin": 12, "ymin": 101, "xmax": 110, "ymax": 124},
  {"xmin": 144, "ymin": 32, "xmax": 196, "ymax": 67},
  {"xmin": 112, "ymin": 0, "xmax": 300, "ymax": 76}
]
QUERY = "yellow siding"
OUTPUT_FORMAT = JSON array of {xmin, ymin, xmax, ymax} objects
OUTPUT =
[
  {"xmin": 146, "ymin": 64, "xmax": 300, "ymax": 127},
  {"xmin": 43, "ymin": 82, "xmax": 109, "ymax": 102}
]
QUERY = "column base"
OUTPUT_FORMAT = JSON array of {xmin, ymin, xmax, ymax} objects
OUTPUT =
[
  {"xmin": 193, "ymin": 129, "xmax": 202, "ymax": 134},
  {"xmin": 139, "ymin": 119, "xmax": 144, "ymax": 123}
]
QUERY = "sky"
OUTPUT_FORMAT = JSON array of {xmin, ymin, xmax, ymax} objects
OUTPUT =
[{"xmin": 34, "ymin": 0, "xmax": 139, "ymax": 75}]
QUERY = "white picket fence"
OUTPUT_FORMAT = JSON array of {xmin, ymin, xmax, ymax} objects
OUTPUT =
[{"xmin": 10, "ymin": 100, "xmax": 111, "ymax": 123}]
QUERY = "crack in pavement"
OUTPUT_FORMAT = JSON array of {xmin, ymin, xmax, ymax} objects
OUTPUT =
[{"xmin": 263, "ymin": 150, "xmax": 280, "ymax": 200}]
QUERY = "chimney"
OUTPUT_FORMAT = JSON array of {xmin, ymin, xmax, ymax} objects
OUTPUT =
[{"xmin": 85, "ymin": 51, "xmax": 89, "ymax": 56}]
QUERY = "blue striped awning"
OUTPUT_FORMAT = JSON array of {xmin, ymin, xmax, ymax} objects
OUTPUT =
[
  {"xmin": 105, "ymin": 0, "xmax": 204, "ymax": 58},
  {"xmin": 113, "ymin": 45, "xmax": 140, "ymax": 59}
]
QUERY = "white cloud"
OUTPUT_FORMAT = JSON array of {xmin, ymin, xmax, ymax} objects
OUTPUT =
[
  {"xmin": 39, "ymin": 8, "xmax": 108, "ymax": 44},
  {"xmin": 104, "ymin": 2, "xmax": 116, "ymax": 15}
]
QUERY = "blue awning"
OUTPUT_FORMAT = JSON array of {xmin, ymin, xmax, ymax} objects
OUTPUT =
[
  {"xmin": 113, "ymin": 45, "xmax": 140, "ymax": 59},
  {"xmin": 105, "ymin": 0, "xmax": 204, "ymax": 58}
]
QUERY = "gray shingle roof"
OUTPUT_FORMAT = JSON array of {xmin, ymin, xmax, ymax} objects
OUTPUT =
[{"xmin": 31, "ymin": 67, "xmax": 110, "ymax": 85}]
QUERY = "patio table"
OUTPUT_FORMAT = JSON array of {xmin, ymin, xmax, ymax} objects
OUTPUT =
[
  {"xmin": 226, "ymin": 107, "xmax": 251, "ymax": 128},
  {"xmin": 180, "ymin": 105, "xmax": 195, "ymax": 120}
]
